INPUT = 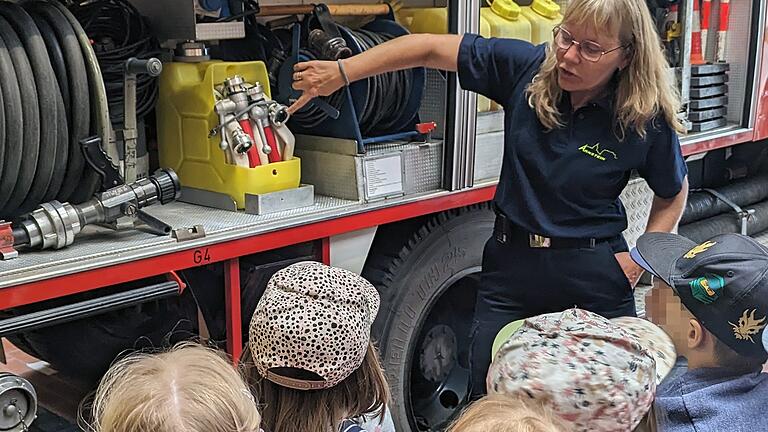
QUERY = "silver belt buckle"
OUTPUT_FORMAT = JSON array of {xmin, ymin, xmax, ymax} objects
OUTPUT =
[{"xmin": 529, "ymin": 234, "xmax": 551, "ymax": 248}]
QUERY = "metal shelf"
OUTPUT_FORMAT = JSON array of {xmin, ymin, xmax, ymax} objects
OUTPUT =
[{"xmin": 0, "ymin": 187, "xmax": 497, "ymax": 292}]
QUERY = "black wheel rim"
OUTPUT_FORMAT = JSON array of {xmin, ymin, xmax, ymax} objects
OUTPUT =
[{"xmin": 407, "ymin": 267, "xmax": 479, "ymax": 431}]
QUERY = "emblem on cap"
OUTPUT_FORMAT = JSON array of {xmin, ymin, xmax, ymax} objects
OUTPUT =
[
  {"xmin": 689, "ymin": 274, "xmax": 725, "ymax": 304},
  {"xmin": 729, "ymin": 309, "xmax": 767, "ymax": 343},
  {"xmin": 684, "ymin": 241, "xmax": 717, "ymax": 259}
]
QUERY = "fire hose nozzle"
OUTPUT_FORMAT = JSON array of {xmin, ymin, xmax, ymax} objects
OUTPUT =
[{"xmin": 13, "ymin": 169, "xmax": 182, "ymax": 251}]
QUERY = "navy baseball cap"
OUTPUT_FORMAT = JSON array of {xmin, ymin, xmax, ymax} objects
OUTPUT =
[{"xmin": 631, "ymin": 233, "xmax": 768, "ymax": 358}]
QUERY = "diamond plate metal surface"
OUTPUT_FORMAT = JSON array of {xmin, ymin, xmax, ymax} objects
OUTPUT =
[
  {"xmin": 474, "ymin": 131, "xmax": 504, "ymax": 183},
  {"xmin": 404, "ymin": 143, "xmax": 444, "ymax": 194},
  {"xmin": 620, "ymin": 177, "xmax": 654, "ymax": 249},
  {"xmin": 419, "ymin": 68, "xmax": 447, "ymax": 139}
]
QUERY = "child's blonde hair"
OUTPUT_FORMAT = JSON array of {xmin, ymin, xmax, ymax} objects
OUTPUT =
[
  {"xmin": 82, "ymin": 342, "xmax": 261, "ymax": 432},
  {"xmin": 448, "ymin": 395, "xmax": 565, "ymax": 432}
]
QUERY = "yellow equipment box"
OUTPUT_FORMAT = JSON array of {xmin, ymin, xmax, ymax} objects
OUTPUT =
[{"xmin": 157, "ymin": 61, "xmax": 301, "ymax": 210}]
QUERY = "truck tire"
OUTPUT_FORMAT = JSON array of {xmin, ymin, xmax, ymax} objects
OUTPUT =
[{"xmin": 363, "ymin": 203, "xmax": 494, "ymax": 432}]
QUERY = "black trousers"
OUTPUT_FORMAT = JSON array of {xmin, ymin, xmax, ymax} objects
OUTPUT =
[{"xmin": 468, "ymin": 226, "xmax": 637, "ymax": 398}]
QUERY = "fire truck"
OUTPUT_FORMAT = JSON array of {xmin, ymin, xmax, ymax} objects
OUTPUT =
[{"xmin": 0, "ymin": 0, "xmax": 766, "ymax": 430}]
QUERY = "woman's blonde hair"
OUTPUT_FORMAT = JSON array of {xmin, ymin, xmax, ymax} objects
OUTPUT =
[
  {"xmin": 526, "ymin": 0, "xmax": 685, "ymax": 139},
  {"xmin": 242, "ymin": 342, "xmax": 390, "ymax": 432},
  {"xmin": 447, "ymin": 395, "xmax": 566, "ymax": 432},
  {"xmin": 82, "ymin": 342, "xmax": 261, "ymax": 432}
]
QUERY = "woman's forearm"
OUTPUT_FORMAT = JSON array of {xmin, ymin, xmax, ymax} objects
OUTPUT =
[
  {"xmin": 343, "ymin": 33, "xmax": 462, "ymax": 83},
  {"xmin": 645, "ymin": 177, "xmax": 689, "ymax": 233}
]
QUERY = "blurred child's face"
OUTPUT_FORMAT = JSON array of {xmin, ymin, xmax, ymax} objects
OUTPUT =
[{"xmin": 646, "ymin": 278, "xmax": 695, "ymax": 354}]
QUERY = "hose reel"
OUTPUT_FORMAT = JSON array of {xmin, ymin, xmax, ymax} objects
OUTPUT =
[{"xmin": 0, "ymin": 0, "xmax": 109, "ymax": 220}]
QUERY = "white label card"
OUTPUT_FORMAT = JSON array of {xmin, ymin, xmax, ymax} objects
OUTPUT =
[{"xmin": 364, "ymin": 153, "xmax": 404, "ymax": 200}]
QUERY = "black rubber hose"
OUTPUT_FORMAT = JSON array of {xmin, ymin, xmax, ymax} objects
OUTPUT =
[
  {"xmin": 32, "ymin": 15, "xmax": 71, "ymax": 113},
  {"xmin": 27, "ymin": 12, "xmax": 70, "ymax": 206},
  {"xmin": 12, "ymin": 226, "xmax": 30, "ymax": 247},
  {"xmin": 0, "ymin": 15, "xmax": 39, "ymax": 219},
  {"xmin": 679, "ymin": 199, "xmax": 768, "ymax": 243},
  {"xmin": 0, "ymin": 3, "xmax": 65, "ymax": 211},
  {"xmin": 0, "ymin": 69, "xmax": 4, "ymax": 198},
  {"xmin": 27, "ymin": 1, "xmax": 90, "ymax": 203},
  {"xmin": 53, "ymin": 1, "xmax": 106, "ymax": 203},
  {"xmin": 0, "ymin": 30, "xmax": 20, "ymax": 214},
  {"xmin": 681, "ymin": 174, "xmax": 768, "ymax": 225}
]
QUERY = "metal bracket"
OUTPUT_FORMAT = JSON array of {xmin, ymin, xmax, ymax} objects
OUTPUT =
[
  {"xmin": 166, "ymin": 271, "xmax": 187, "ymax": 294},
  {"xmin": 172, "ymin": 225, "xmax": 207, "ymax": 242},
  {"xmin": 701, "ymin": 188, "xmax": 755, "ymax": 235},
  {"xmin": 0, "ymin": 222, "xmax": 18, "ymax": 261}
]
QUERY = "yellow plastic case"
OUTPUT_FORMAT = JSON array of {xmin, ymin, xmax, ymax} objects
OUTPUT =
[
  {"xmin": 157, "ymin": 61, "xmax": 301, "ymax": 210},
  {"xmin": 520, "ymin": 0, "xmax": 563, "ymax": 44}
]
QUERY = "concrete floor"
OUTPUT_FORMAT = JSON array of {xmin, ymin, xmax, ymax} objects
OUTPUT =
[{"xmin": 0, "ymin": 339, "xmax": 89, "ymax": 429}]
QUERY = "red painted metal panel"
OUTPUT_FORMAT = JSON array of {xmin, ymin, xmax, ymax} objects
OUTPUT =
[
  {"xmin": 753, "ymin": 3, "xmax": 768, "ymax": 140},
  {"xmin": 225, "ymin": 258, "xmax": 242, "ymax": 361},
  {"xmin": 0, "ymin": 186, "xmax": 496, "ymax": 310},
  {"xmin": 682, "ymin": 130, "xmax": 755, "ymax": 156},
  {"xmin": 321, "ymin": 238, "xmax": 331, "ymax": 265}
]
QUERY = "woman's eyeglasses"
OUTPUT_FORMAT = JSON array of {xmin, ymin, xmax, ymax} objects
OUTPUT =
[{"xmin": 552, "ymin": 26, "xmax": 630, "ymax": 63}]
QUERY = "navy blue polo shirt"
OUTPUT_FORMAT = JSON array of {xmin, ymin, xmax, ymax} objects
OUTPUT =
[{"xmin": 458, "ymin": 34, "xmax": 687, "ymax": 239}]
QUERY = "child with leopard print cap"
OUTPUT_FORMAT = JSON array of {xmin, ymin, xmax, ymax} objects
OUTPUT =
[{"xmin": 241, "ymin": 261, "xmax": 395, "ymax": 432}]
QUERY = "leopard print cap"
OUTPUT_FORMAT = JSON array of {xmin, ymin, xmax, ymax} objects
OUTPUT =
[{"xmin": 249, "ymin": 261, "xmax": 380, "ymax": 390}]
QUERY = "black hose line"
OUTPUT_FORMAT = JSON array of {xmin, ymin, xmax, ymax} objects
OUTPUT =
[
  {"xmin": 28, "ymin": 1, "xmax": 91, "ymax": 203},
  {"xmin": 0, "ymin": 69, "xmax": 4, "ymax": 201},
  {"xmin": 57, "ymin": 0, "xmax": 105, "ymax": 206},
  {"xmin": 0, "ymin": 2, "xmax": 66, "ymax": 212},
  {"xmin": 0, "ymin": 1, "xmax": 108, "ymax": 219},
  {"xmin": 680, "ymin": 199, "xmax": 768, "ymax": 243},
  {"xmin": 0, "ymin": 14, "xmax": 40, "ymax": 219},
  {"xmin": 288, "ymin": 25, "xmax": 414, "ymax": 135},
  {"xmin": 682, "ymin": 175, "xmax": 768, "ymax": 225},
  {"xmin": 33, "ymin": 15, "xmax": 71, "ymax": 114},
  {"xmin": 70, "ymin": 0, "xmax": 160, "ymax": 122},
  {"xmin": 0, "ymin": 29, "xmax": 19, "ymax": 213}
]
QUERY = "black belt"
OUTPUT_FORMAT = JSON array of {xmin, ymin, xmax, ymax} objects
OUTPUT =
[{"xmin": 494, "ymin": 214, "xmax": 604, "ymax": 249}]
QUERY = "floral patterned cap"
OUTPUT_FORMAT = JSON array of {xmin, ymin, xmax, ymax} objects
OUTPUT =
[{"xmin": 487, "ymin": 308, "xmax": 676, "ymax": 432}]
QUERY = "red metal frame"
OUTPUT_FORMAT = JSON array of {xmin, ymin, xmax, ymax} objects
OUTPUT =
[
  {"xmin": 320, "ymin": 237, "xmax": 331, "ymax": 265},
  {"xmin": 753, "ymin": 2, "xmax": 768, "ymax": 140},
  {"xmin": 224, "ymin": 258, "xmax": 242, "ymax": 362},
  {"xmin": 682, "ymin": 130, "xmax": 756, "ymax": 156},
  {"xmin": 0, "ymin": 186, "xmax": 496, "ymax": 311}
]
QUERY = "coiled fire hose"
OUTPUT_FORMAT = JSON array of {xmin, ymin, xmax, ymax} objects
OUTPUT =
[{"xmin": 0, "ymin": 0, "xmax": 111, "ymax": 220}]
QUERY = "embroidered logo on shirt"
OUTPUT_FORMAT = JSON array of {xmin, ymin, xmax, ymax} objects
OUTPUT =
[
  {"xmin": 684, "ymin": 241, "xmax": 717, "ymax": 259},
  {"xmin": 578, "ymin": 143, "xmax": 618, "ymax": 161},
  {"xmin": 689, "ymin": 274, "xmax": 725, "ymax": 304},
  {"xmin": 729, "ymin": 309, "xmax": 766, "ymax": 343}
]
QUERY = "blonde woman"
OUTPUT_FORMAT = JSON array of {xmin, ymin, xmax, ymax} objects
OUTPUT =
[
  {"xmin": 289, "ymin": 0, "xmax": 688, "ymax": 399},
  {"xmin": 81, "ymin": 342, "xmax": 261, "ymax": 432}
]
